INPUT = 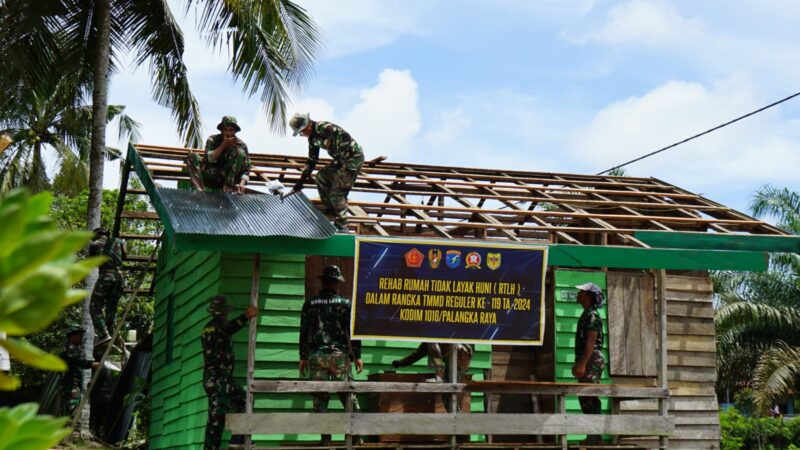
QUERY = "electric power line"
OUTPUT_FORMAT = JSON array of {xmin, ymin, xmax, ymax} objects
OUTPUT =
[{"xmin": 598, "ymin": 90, "xmax": 800, "ymax": 175}]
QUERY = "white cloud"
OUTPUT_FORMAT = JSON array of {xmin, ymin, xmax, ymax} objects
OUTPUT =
[
  {"xmin": 575, "ymin": 0, "xmax": 704, "ymax": 46},
  {"xmin": 569, "ymin": 77, "xmax": 800, "ymax": 189},
  {"xmin": 297, "ymin": 0, "xmax": 432, "ymax": 58},
  {"xmin": 424, "ymin": 108, "xmax": 471, "ymax": 148}
]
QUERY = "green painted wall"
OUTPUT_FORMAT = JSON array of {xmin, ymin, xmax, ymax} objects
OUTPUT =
[
  {"xmin": 150, "ymin": 249, "xmax": 490, "ymax": 449},
  {"xmin": 553, "ymin": 270, "xmax": 612, "ymax": 441},
  {"xmin": 150, "ymin": 238, "xmax": 221, "ymax": 450}
]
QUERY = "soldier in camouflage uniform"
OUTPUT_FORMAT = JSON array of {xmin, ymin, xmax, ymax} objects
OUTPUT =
[
  {"xmin": 288, "ymin": 113, "xmax": 365, "ymax": 232},
  {"xmin": 186, "ymin": 116, "xmax": 252, "ymax": 194},
  {"xmin": 299, "ymin": 265, "xmax": 363, "ymax": 446},
  {"xmin": 201, "ymin": 295, "xmax": 258, "ymax": 450},
  {"xmin": 88, "ymin": 227, "xmax": 126, "ymax": 342},
  {"xmin": 572, "ymin": 282, "xmax": 606, "ymax": 445},
  {"xmin": 392, "ymin": 343, "xmax": 474, "ymax": 383},
  {"xmin": 60, "ymin": 325, "xmax": 98, "ymax": 417}
]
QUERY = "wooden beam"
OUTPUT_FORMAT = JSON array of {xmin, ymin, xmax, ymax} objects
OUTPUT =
[
  {"xmin": 226, "ymin": 413, "xmax": 674, "ymax": 436},
  {"xmin": 249, "ymin": 380, "xmax": 669, "ymax": 398},
  {"xmin": 635, "ymin": 230, "xmax": 798, "ymax": 253},
  {"xmin": 656, "ymin": 269, "xmax": 669, "ymax": 450},
  {"xmin": 245, "ymin": 254, "xmax": 260, "ymax": 450}
]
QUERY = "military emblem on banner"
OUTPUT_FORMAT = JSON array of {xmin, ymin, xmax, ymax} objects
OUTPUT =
[
  {"xmin": 445, "ymin": 250, "xmax": 461, "ymax": 269},
  {"xmin": 428, "ymin": 249, "xmax": 442, "ymax": 269},
  {"xmin": 465, "ymin": 251, "xmax": 482, "ymax": 269},
  {"xmin": 405, "ymin": 248, "xmax": 424, "ymax": 268},
  {"xmin": 487, "ymin": 252, "xmax": 501, "ymax": 270}
]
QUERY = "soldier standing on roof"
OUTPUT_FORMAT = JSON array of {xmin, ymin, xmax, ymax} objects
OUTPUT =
[
  {"xmin": 572, "ymin": 282, "xmax": 606, "ymax": 446},
  {"xmin": 88, "ymin": 227, "xmax": 126, "ymax": 343},
  {"xmin": 185, "ymin": 115, "xmax": 252, "ymax": 194},
  {"xmin": 288, "ymin": 113, "xmax": 365, "ymax": 232},
  {"xmin": 298, "ymin": 265, "xmax": 363, "ymax": 446},
  {"xmin": 60, "ymin": 325, "xmax": 99, "ymax": 417},
  {"xmin": 201, "ymin": 295, "xmax": 258, "ymax": 450}
]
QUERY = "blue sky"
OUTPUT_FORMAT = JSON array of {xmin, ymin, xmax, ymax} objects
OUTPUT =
[{"xmin": 106, "ymin": 0, "xmax": 800, "ymax": 215}]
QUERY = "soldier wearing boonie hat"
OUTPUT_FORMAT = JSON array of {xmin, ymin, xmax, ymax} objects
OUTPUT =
[
  {"xmin": 185, "ymin": 115, "xmax": 252, "ymax": 194},
  {"xmin": 298, "ymin": 265, "xmax": 363, "ymax": 445},
  {"xmin": 200, "ymin": 295, "xmax": 258, "ymax": 449},
  {"xmin": 571, "ymin": 282, "xmax": 606, "ymax": 445},
  {"xmin": 288, "ymin": 113, "xmax": 365, "ymax": 232}
]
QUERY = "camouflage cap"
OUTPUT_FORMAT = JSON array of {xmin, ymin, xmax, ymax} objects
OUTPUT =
[
  {"xmin": 207, "ymin": 295, "xmax": 232, "ymax": 315},
  {"xmin": 319, "ymin": 264, "xmax": 345, "ymax": 282},
  {"xmin": 289, "ymin": 112, "xmax": 311, "ymax": 136},
  {"xmin": 216, "ymin": 115, "xmax": 241, "ymax": 132}
]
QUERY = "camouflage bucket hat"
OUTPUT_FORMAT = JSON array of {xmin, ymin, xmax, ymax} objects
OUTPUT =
[
  {"xmin": 207, "ymin": 295, "xmax": 233, "ymax": 314},
  {"xmin": 289, "ymin": 112, "xmax": 311, "ymax": 136},
  {"xmin": 93, "ymin": 227, "xmax": 109, "ymax": 236},
  {"xmin": 216, "ymin": 115, "xmax": 241, "ymax": 132},
  {"xmin": 319, "ymin": 264, "xmax": 345, "ymax": 282}
]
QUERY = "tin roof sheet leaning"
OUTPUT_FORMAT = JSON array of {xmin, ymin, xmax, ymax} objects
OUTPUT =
[{"xmin": 156, "ymin": 188, "xmax": 336, "ymax": 239}]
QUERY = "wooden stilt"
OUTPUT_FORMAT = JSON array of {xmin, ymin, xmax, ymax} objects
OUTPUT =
[
  {"xmin": 245, "ymin": 254, "xmax": 261, "ymax": 450},
  {"xmin": 656, "ymin": 270, "xmax": 669, "ymax": 450}
]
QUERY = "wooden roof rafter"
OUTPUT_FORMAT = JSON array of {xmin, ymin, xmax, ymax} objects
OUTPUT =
[{"xmin": 124, "ymin": 144, "xmax": 787, "ymax": 248}]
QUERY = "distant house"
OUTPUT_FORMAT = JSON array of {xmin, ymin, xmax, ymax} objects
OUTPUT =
[{"xmin": 115, "ymin": 144, "xmax": 797, "ymax": 450}]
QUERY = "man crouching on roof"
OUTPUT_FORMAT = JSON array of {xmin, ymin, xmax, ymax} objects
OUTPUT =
[{"xmin": 185, "ymin": 115, "xmax": 252, "ymax": 194}]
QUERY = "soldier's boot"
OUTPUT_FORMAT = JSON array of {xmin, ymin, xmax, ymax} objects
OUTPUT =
[
  {"xmin": 333, "ymin": 218, "xmax": 351, "ymax": 233},
  {"xmin": 320, "ymin": 434, "xmax": 332, "ymax": 446}
]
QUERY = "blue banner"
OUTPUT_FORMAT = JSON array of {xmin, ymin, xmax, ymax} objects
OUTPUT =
[{"xmin": 351, "ymin": 237, "xmax": 548, "ymax": 345}]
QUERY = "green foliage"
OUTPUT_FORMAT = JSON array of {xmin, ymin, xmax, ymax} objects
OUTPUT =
[
  {"xmin": 14, "ymin": 184, "xmax": 159, "ymax": 396},
  {"xmin": 0, "ymin": 403, "xmax": 70, "ymax": 450},
  {"xmin": 715, "ymin": 185, "xmax": 800, "ymax": 412},
  {"xmin": 721, "ymin": 408, "xmax": 800, "ymax": 450},
  {"xmin": 0, "ymin": 189, "xmax": 103, "ymax": 390}
]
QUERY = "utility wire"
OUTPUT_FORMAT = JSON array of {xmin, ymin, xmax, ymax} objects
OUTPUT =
[{"xmin": 598, "ymin": 90, "xmax": 800, "ymax": 175}]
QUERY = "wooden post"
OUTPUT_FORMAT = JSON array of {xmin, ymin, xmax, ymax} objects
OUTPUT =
[
  {"xmin": 556, "ymin": 394, "xmax": 567, "ymax": 450},
  {"xmin": 656, "ymin": 270, "xmax": 669, "ymax": 450},
  {"xmin": 450, "ymin": 344, "xmax": 458, "ymax": 450},
  {"xmin": 245, "ymin": 254, "xmax": 261, "ymax": 450},
  {"xmin": 345, "ymin": 393, "xmax": 354, "ymax": 450}
]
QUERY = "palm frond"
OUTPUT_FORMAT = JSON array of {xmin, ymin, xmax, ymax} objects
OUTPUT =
[
  {"xmin": 125, "ymin": 0, "xmax": 203, "ymax": 147},
  {"xmin": 751, "ymin": 342, "xmax": 800, "ymax": 414},
  {"xmin": 189, "ymin": 0, "xmax": 320, "ymax": 132},
  {"xmin": 750, "ymin": 185, "xmax": 800, "ymax": 234}
]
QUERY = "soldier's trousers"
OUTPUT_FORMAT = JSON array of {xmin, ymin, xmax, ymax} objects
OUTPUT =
[
  {"xmin": 61, "ymin": 384, "xmax": 82, "ymax": 417},
  {"xmin": 309, "ymin": 351, "xmax": 360, "ymax": 413},
  {"xmin": 90, "ymin": 269, "xmax": 123, "ymax": 340},
  {"xmin": 315, "ymin": 164, "xmax": 360, "ymax": 225},
  {"xmin": 186, "ymin": 149, "xmax": 248, "ymax": 192},
  {"xmin": 203, "ymin": 371, "xmax": 246, "ymax": 450},
  {"xmin": 576, "ymin": 350, "xmax": 605, "ymax": 414}
]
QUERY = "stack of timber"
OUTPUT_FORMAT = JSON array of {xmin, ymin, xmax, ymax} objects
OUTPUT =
[{"xmin": 618, "ymin": 274, "xmax": 719, "ymax": 450}]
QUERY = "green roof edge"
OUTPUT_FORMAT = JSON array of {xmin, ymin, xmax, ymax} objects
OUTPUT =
[
  {"xmin": 635, "ymin": 230, "xmax": 800, "ymax": 253},
  {"xmin": 127, "ymin": 144, "xmax": 176, "ymax": 244},
  {"xmin": 173, "ymin": 233, "xmax": 767, "ymax": 272}
]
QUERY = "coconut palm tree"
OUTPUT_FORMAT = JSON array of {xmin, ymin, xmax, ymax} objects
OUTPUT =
[
  {"xmin": 0, "ymin": 75, "xmax": 140, "ymax": 194},
  {"xmin": 714, "ymin": 185, "xmax": 800, "ymax": 414}
]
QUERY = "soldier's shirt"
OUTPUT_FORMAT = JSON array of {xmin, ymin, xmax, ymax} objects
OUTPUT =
[
  {"xmin": 201, "ymin": 314, "xmax": 248, "ymax": 373},
  {"xmin": 204, "ymin": 134, "xmax": 252, "ymax": 169},
  {"xmin": 574, "ymin": 306, "xmax": 604, "ymax": 359},
  {"xmin": 88, "ymin": 237, "xmax": 125, "ymax": 270},
  {"xmin": 300, "ymin": 121, "xmax": 364, "ymax": 180},
  {"xmin": 61, "ymin": 342, "xmax": 94, "ymax": 390},
  {"xmin": 299, "ymin": 289, "xmax": 361, "ymax": 360}
]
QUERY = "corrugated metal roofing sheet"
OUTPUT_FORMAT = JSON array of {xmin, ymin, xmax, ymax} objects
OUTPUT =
[{"xmin": 157, "ymin": 188, "xmax": 336, "ymax": 239}]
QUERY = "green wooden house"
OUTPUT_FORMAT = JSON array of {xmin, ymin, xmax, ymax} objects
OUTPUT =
[{"xmin": 114, "ymin": 144, "xmax": 799, "ymax": 450}]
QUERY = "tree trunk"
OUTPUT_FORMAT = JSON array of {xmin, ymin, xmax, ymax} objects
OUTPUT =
[{"xmin": 79, "ymin": 0, "xmax": 112, "ymax": 437}]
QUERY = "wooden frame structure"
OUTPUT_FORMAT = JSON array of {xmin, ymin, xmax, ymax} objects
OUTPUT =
[{"xmin": 118, "ymin": 144, "xmax": 798, "ymax": 450}]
